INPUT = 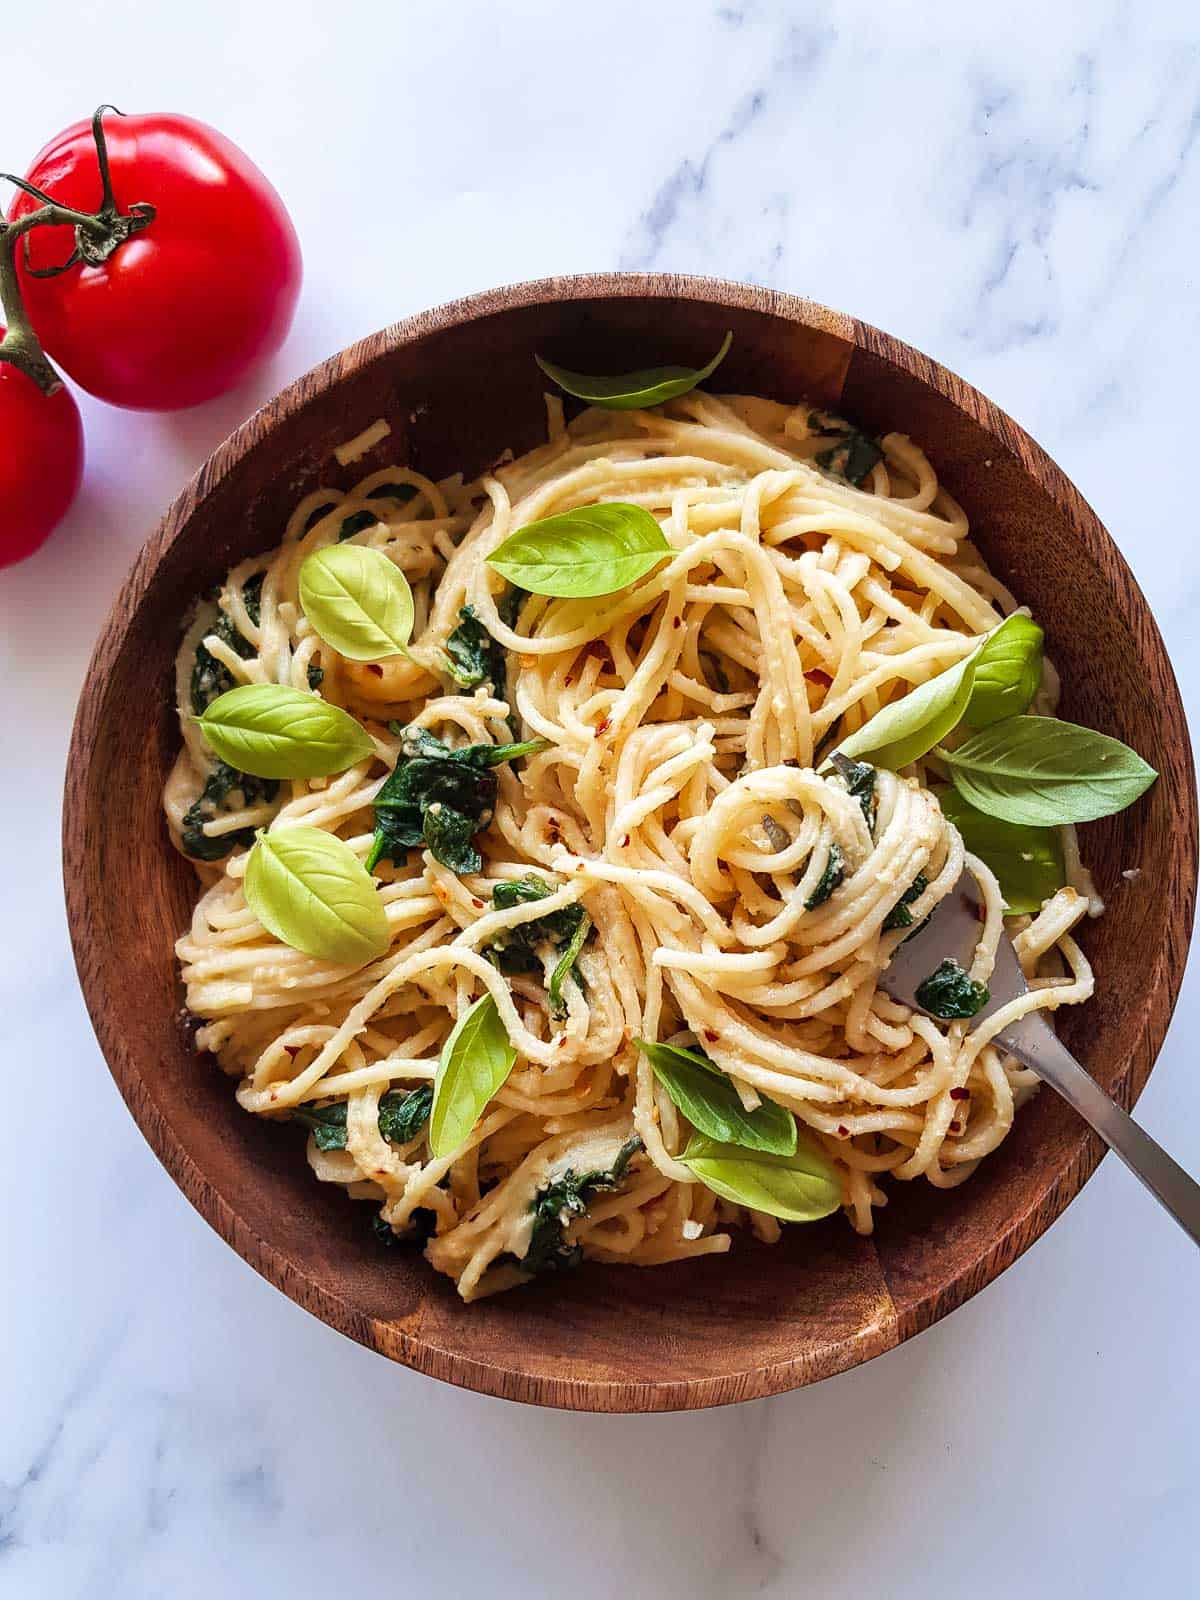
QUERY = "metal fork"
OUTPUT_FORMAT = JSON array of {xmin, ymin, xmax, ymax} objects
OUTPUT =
[{"xmin": 877, "ymin": 872, "xmax": 1200, "ymax": 1245}]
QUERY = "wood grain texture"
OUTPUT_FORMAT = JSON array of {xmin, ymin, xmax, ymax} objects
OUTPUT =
[{"xmin": 63, "ymin": 273, "xmax": 1197, "ymax": 1412}]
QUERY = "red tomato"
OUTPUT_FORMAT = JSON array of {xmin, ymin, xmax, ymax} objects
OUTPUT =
[
  {"xmin": 0, "ymin": 348, "xmax": 84, "ymax": 566},
  {"xmin": 12, "ymin": 113, "xmax": 301, "ymax": 411}
]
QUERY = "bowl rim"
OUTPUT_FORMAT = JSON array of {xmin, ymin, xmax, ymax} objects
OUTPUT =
[{"xmin": 64, "ymin": 271, "xmax": 1198, "ymax": 1411}]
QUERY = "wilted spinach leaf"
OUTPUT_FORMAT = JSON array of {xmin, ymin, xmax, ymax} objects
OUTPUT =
[
  {"xmin": 548, "ymin": 913, "xmax": 591, "ymax": 1019},
  {"xmin": 700, "ymin": 650, "xmax": 730, "ymax": 694},
  {"xmin": 497, "ymin": 585, "xmax": 526, "ymax": 630},
  {"xmin": 830, "ymin": 751, "xmax": 877, "ymax": 829},
  {"xmin": 183, "ymin": 576, "xmax": 277, "ymax": 859},
  {"xmin": 337, "ymin": 509, "xmax": 378, "ymax": 542},
  {"xmin": 485, "ymin": 875, "xmax": 591, "ymax": 1017},
  {"xmin": 371, "ymin": 1205, "xmax": 437, "ymax": 1247},
  {"xmin": 180, "ymin": 759, "xmax": 278, "ymax": 862},
  {"xmin": 915, "ymin": 958, "xmax": 990, "ymax": 1020},
  {"xmin": 487, "ymin": 876, "xmax": 585, "ymax": 971},
  {"xmin": 377, "ymin": 1083, "xmax": 434, "ymax": 1144},
  {"xmin": 816, "ymin": 430, "xmax": 883, "ymax": 487},
  {"xmin": 883, "ymin": 872, "xmax": 928, "ymax": 931},
  {"xmin": 189, "ymin": 573, "xmax": 264, "ymax": 714},
  {"xmin": 422, "ymin": 803, "xmax": 482, "ymax": 874},
  {"xmin": 294, "ymin": 1084, "xmax": 433, "ymax": 1152},
  {"xmin": 804, "ymin": 843, "xmax": 844, "ymax": 910},
  {"xmin": 444, "ymin": 590, "xmax": 527, "ymax": 712},
  {"xmin": 367, "ymin": 725, "xmax": 548, "ymax": 874},
  {"xmin": 519, "ymin": 1137, "xmax": 642, "ymax": 1276},
  {"xmin": 445, "ymin": 605, "xmax": 505, "ymax": 690}
]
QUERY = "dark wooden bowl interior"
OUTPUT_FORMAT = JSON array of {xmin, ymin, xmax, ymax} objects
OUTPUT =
[{"xmin": 64, "ymin": 275, "xmax": 1197, "ymax": 1411}]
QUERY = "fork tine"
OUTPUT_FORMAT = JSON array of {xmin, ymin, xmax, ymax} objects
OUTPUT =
[{"xmin": 876, "ymin": 871, "xmax": 1029, "ymax": 1024}]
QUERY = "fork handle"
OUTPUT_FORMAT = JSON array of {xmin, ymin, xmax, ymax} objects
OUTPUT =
[{"xmin": 999, "ymin": 1019, "xmax": 1200, "ymax": 1247}]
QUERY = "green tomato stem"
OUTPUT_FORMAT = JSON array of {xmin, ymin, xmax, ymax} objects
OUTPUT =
[{"xmin": 0, "ymin": 105, "xmax": 156, "ymax": 395}]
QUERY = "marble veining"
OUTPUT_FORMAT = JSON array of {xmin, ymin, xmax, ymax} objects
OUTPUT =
[{"xmin": 2, "ymin": 1, "xmax": 1198, "ymax": 1596}]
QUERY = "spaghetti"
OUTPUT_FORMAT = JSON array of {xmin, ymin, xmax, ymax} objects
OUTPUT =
[{"xmin": 165, "ymin": 391, "xmax": 1095, "ymax": 1300}]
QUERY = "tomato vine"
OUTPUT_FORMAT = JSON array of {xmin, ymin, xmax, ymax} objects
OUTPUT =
[{"xmin": 0, "ymin": 106, "xmax": 155, "ymax": 393}]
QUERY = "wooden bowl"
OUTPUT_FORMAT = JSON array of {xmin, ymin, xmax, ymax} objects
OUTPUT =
[{"xmin": 64, "ymin": 274, "xmax": 1197, "ymax": 1412}]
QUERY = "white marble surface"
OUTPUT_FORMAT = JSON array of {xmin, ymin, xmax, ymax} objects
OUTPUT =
[{"xmin": 2, "ymin": 2, "xmax": 1199, "ymax": 1594}]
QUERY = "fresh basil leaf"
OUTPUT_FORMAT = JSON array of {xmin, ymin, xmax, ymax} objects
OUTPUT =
[
  {"xmin": 882, "ymin": 872, "xmax": 928, "ymax": 931},
  {"xmin": 914, "ymin": 958, "xmax": 990, "ymax": 1019},
  {"xmin": 429, "ymin": 993, "xmax": 517, "ymax": 1157},
  {"xmin": 680, "ymin": 1133, "xmax": 842, "ymax": 1222},
  {"xmin": 534, "ymin": 331, "xmax": 732, "ymax": 411},
  {"xmin": 298, "ymin": 543, "xmax": 415, "ymax": 662},
  {"xmin": 367, "ymin": 727, "xmax": 547, "ymax": 874},
  {"xmin": 836, "ymin": 649, "xmax": 977, "ymax": 770},
  {"xmin": 834, "ymin": 613, "xmax": 1027, "ymax": 772},
  {"xmin": 519, "ymin": 1137, "xmax": 643, "ymax": 1275},
  {"xmin": 548, "ymin": 913, "xmax": 591, "ymax": 1019},
  {"xmin": 487, "ymin": 503, "xmax": 672, "ymax": 598},
  {"xmin": 180, "ymin": 760, "xmax": 278, "ymax": 861},
  {"xmin": 804, "ymin": 843, "xmax": 844, "ymax": 910},
  {"xmin": 244, "ymin": 826, "xmax": 390, "ymax": 965},
  {"xmin": 197, "ymin": 684, "xmax": 374, "ymax": 779},
  {"xmin": 637, "ymin": 1040, "xmax": 797, "ymax": 1155},
  {"xmin": 935, "ymin": 786, "xmax": 1064, "ymax": 914},
  {"xmin": 940, "ymin": 715, "xmax": 1158, "ymax": 825},
  {"xmin": 338, "ymin": 508, "xmax": 378, "ymax": 541},
  {"xmin": 964, "ymin": 613, "xmax": 1043, "ymax": 727}
]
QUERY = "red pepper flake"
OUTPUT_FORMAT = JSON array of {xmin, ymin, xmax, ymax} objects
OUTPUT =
[
  {"xmin": 949, "ymin": 1086, "xmax": 970, "ymax": 1101},
  {"xmin": 703, "ymin": 1029, "xmax": 719, "ymax": 1043},
  {"xmin": 672, "ymin": 615, "xmax": 682, "ymax": 629},
  {"xmin": 805, "ymin": 668, "xmax": 832, "ymax": 687},
  {"xmin": 621, "ymin": 834, "xmax": 630, "ymax": 847},
  {"xmin": 367, "ymin": 664, "xmax": 384, "ymax": 678},
  {"xmin": 837, "ymin": 1123, "xmax": 849, "ymax": 1138},
  {"xmin": 471, "ymin": 897, "xmax": 484, "ymax": 909},
  {"xmin": 595, "ymin": 717, "xmax": 611, "ymax": 738},
  {"xmin": 949, "ymin": 1120, "xmax": 962, "ymax": 1134}
]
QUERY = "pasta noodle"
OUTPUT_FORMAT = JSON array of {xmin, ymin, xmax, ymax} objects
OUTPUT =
[{"xmin": 164, "ymin": 391, "xmax": 1095, "ymax": 1300}]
